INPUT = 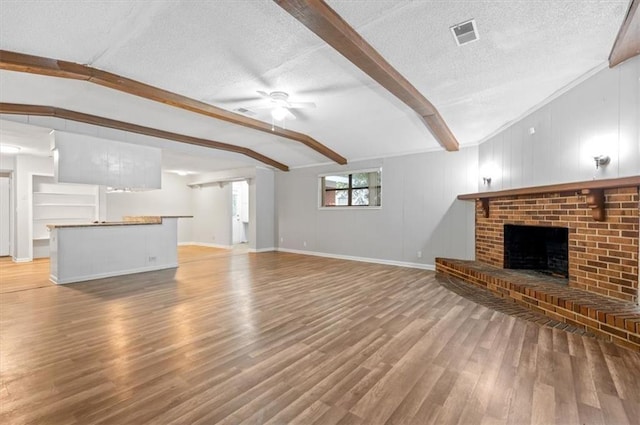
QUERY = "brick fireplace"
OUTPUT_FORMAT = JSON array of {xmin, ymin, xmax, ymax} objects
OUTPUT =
[
  {"xmin": 436, "ymin": 177, "xmax": 640, "ymax": 351},
  {"xmin": 476, "ymin": 186, "xmax": 638, "ymax": 303}
]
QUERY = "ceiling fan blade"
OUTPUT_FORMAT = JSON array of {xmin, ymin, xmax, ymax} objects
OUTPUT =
[
  {"xmin": 257, "ymin": 90, "xmax": 272, "ymax": 99},
  {"xmin": 288, "ymin": 101, "xmax": 316, "ymax": 109},
  {"xmin": 203, "ymin": 94, "xmax": 262, "ymax": 104},
  {"xmin": 251, "ymin": 104, "xmax": 276, "ymax": 110},
  {"xmin": 284, "ymin": 109, "xmax": 297, "ymax": 120},
  {"xmin": 296, "ymin": 82, "xmax": 365, "ymax": 96}
]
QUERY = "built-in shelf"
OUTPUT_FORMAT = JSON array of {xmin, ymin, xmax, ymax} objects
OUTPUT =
[
  {"xmin": 32, "ymin": 175, "xmax": 99, "ymax": 259},
  {"xmin": 458, "ymin": 176, "xmax": 640, "ymax": 221}
]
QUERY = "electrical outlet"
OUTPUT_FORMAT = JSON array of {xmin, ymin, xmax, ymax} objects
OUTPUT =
[
  {"xmin": 280, "ymin": 237, "xmax": 283, "ymax": 243},
  {"xmin": 417, "ymin": 251, "xmax": 422, "ymax": 258},
  {"xmin": 303, "ymin": 241, "xmax": 307, "ymax": 247},
  {"xmin": 148, "ymin": 256, "xmax": 157, "ymax": 262}
]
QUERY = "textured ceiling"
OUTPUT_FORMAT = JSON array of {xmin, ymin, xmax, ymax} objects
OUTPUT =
[{"xmin": 0, "ymin": 0, "xmax": 629, "ymax": 173}]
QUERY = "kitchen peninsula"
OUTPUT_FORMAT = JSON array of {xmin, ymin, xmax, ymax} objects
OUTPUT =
[{"xmin": 48, "ymin": 216, "xmax": 191, "ymax": 284}]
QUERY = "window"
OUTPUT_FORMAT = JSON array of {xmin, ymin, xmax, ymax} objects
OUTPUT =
[{"xmin": 320, "ymin": 169, "xmax": 381, "ymax": 208}]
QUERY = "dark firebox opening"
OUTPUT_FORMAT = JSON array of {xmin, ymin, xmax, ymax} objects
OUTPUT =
[{"xmin": 504, "ymin": 225, "xmax": 569, "ymax": 278}]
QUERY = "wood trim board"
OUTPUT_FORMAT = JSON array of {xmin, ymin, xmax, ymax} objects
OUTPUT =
[
  {"xmin": 274, "ymin": 0, "xmax": 459, "ymax": 152},
  {"xmin": 609, "ymin": 0, "xmax": 640, "ymax": 67},
  {"xmin": 0, "ymin": 103, "xmax": 290, "ymax": 171},
  {"xmin": 0, "ymin": 49, "xmax": 346, "ymax": 165},
  {"xmin": 458, "ymin": 176, "xmax": 640, "ymax": 200}
]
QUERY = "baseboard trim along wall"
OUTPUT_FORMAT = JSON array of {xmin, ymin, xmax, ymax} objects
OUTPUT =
[
  {"xmin": 13, "ymin": 257, "xmax": 31, "ymax": 263},
  {"xmin": 249, "ymin": 247, "xmax": 277, "ymax": 253},
  {"xmin": 50, "ymin": 263, "xmax": 179, "ymax": 285},
  {"xmin": 180, "ymin": 242, "xmax": 232, "ymax": 249},
  {"xmin": 276, "ymin": 248, "xmax": 436, "ymax": 271}
]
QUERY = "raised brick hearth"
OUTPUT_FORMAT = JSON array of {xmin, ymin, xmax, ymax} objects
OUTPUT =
[
  {"xmin": 436, "ymin": 258, "xmax": 640, "ymax": 351},
  {"xmin": 439, "ymin": 178, "xmax": 640, "ymax": 351}
]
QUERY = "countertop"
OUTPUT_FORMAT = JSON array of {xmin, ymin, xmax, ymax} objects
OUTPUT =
[{"xmin": 46, "ymin": 216, "xmax": 193, "ymax": 229}]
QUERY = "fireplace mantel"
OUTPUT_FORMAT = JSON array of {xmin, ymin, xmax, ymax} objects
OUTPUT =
[{"xmin": 458, "ymin": 176, "xmax": 640, "ymax": 221}]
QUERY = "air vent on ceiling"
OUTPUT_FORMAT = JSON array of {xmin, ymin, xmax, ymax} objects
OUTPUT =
[
  {"xmin": 234, "ymin": 107, "xmax": 256, "ymax": 116},
  {"xmin": 450, "ymin": 19, "xmax": 479, "ymax": 46}
]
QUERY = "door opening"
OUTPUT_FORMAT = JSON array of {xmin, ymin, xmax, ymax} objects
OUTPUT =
[
  {"xmin": 231, "ymin": 180, "xmax": 249, "ymax": 248},
  {"xmin": 0, "ymin": 174, "xmax": 11, "ymax": 257}
]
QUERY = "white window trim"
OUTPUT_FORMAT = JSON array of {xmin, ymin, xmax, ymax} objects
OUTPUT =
[{"xmin": 318, "ymin": 167, "xmax": 382, "ymax": 210}]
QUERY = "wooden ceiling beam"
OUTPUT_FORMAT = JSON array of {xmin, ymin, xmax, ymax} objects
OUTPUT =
[
  {"xmin": 274, "ymin": 0, "xmax": 459, "ymax": 152},
  {"xmin": 0, "ymin": 50, "xmax": 346, "ymax": 165},
  {"xmin": 0, "ymin": 103, "xmax": 289, "ymax": 171},
  {"xmin": 609, "ymin": 0, "xmax": 640, "ymax": 67}
]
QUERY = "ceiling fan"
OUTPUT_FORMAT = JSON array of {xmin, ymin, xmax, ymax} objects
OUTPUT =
[{"xmin": 251, "ymin": 91, "xmax": 316, "ymax": 122}]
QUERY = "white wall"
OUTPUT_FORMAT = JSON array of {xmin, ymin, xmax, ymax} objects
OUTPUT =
[
  {"xmin": 275, "ymin": 147, "xmax": 478, "ymax": 268},
  {"xmin": 254, "ymin": 168, "xmax": 275, "ymax": 251},
  {"xmin": 478, "ymin": 56, "xmax": 639, "ymax": 191},
  {"xmin": 106, "ymin": 172, "xmax": 193, "ymax": 243},
  {"xmin": 190, "ymin": 183, "xmax": 232, "ymax": 247}
]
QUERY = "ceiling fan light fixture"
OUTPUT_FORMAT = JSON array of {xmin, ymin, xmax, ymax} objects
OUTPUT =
[{"xmin": 271, "ymin": 106, "xmax": 289, "ymax": 121}]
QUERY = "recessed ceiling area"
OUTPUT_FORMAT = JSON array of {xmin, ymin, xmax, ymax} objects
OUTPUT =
[{"xmin": 0, "ymin": 1, "xmax": 630, "ymax": 172}]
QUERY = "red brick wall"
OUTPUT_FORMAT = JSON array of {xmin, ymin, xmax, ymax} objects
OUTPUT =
[{"xmin": 475, "ymin": 187, "xmax": 639, "ymax": 303}]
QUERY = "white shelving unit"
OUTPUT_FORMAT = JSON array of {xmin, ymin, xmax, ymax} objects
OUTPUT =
[{"xmin": 32, "ymin": 175, "xmax": 98, "ymax": 258}]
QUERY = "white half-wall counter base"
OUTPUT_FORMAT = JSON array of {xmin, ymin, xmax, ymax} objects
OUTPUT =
[{"xmin": 48, "ymin": 216, "xmax": 191, "ymax": 284}]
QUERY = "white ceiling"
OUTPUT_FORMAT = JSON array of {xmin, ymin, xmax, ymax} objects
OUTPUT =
[{"xmin": 0, "ymin": 0, "xmax": 629, "ymax": 173}]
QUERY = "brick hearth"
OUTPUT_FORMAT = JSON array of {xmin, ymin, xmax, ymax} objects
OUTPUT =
[
  {"xmin": 436, "ymin": 258, "xmax": 640, "ymax": 351},
  {"xmin": 441, "ymin": 178, "xmax": 640, "ymax": 351}
]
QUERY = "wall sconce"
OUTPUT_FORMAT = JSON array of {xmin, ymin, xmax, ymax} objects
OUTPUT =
[
  {"xmin": 480, "ymin": 161, "xmax": 498, "ymax": 186},
  {"xmin": 593, "ymin": 155, "xmax": 610, "ymax": 169}
]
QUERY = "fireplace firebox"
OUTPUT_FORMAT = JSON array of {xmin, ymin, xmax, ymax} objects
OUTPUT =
[{"xmin": 504, "ymin": 225, "xmax": 569, "ymax": 278}]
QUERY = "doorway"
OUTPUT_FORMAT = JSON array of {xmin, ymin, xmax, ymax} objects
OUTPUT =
[
  {"xmin": 231, "ymin": 180, "xmax": 249, "ymax": 248},
  {"xmin": 0, "ymin": 173, "xmax": 11, "ymax": 257}
]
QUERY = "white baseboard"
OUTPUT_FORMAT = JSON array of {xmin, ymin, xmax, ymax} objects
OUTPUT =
[
  {"xmin": 50, "ymin": 263, "xmax": 179, "ymax": 285},
  {"xmin": 249, "ymin": 247, "xmax": 276, "ymax": 253},
  {"xmin": 180, "ymin": 242, "xmax": 232, "ymax": 249},
  {"xmin": 13, "ymin": 257, "xmax": 31, "ymax": 263},
  {"xmin": 276, "ymin": 248, "xmax": 436, "ymax": 271}
]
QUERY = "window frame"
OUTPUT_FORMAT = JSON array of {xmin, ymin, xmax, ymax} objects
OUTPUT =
[{"xmin": 318, "ymin": 168, "xmax": 382, "ymax": 210}]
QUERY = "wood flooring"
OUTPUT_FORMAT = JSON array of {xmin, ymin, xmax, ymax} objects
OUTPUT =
[{"xmin": 1, "ymin": 247, "xmax": 639, "ymax": 424}]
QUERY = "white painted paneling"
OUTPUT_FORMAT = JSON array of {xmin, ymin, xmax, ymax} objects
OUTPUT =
[
  {"xmin": 618, "ymin": 58, "xmax": 640, "ymax": 177},
  {"xmin": 276, "ymin": 147, "xmax": 477, "ymax": 267},
  {"xmin": 54, "ymin": 131, "xmax": 161, "ymax": 189},
  {"xmin": 479, "ymin": 56, "xmax": 640, "ymax": 191}
]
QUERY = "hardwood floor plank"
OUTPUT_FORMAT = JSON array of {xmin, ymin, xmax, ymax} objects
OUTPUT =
[
  {"xmin": 552, "ymin": 351, "xmax": 580, "ymax": 424},
  {"xmin": 384, "ymin": 364, "xmax": 446, "ymax": 425},
  {"xmin": 531, "ymin": 381, "xmax": 556, "ymax": 425},
  {"xmin": 1, "ymin": 248, "xmax": 639, "ymax": 424},
  {"xmin": 598, "ymin": 392, "xmax": 632, "ymax": 425}
]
